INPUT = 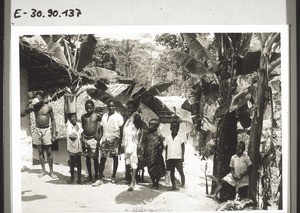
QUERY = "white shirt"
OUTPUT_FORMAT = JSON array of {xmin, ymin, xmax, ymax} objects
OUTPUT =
[
  {"xmin": 165, "ymin": 134, "xmax": 185, "ymax": 160},
  {"xmin": 122, "ymin": 114, "xmax": 140, "ymax": 153},
  {"xmin": 66, "ymin": 121, "xmax": 83, "ymax": 154},
  {"xmin": 100, "ymin": 111, "xmax": 123, "ymax": 142}
]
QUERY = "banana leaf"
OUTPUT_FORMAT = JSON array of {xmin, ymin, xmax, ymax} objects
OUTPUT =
[
  {"xmin": 115, "ymin": 83, "xmax": 136, "ymax": 105},
  {"xmin": 76, "ymin": 35, "xmax": 97, "ymax": 71},
  {"xmin": 84, "ymin": 67, "xmax": 119, "ymax": 82},
  {"xmin": 214, "ymin": 85, "xmax": 255, "ymax": 118},
  {"xmin": 48, "ymin": 89, "xmax": 67, "ymax": 102},
  {"xmin": 236, "ymin": 51, "xmax": 280, "ymax": 76},
  {"xmin": 94, "ymin": 80, "xmax": 108, "ymax": 91},
  {"xmin": 169, "ymin": 50, "xmax": 212, "ymax": 76},
  {"xmin": 86, "ymin": 88, "xmax": 127, "ymax": 116},
  {"xmin": 148, "ymin": 82, "xmax": 173, "ymax": 96},
  {"xmin": 182, "ymin": 33, "xmax": 218, "ymax": 71},
  {"xmin": 40, "ymin": 35, "xmax": 69, "ymax": 66}
]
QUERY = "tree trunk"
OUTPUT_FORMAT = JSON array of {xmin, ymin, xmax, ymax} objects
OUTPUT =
[
  {"xmin": 212, "ymin": 53, "xmax": 238, "ymax": 201},
  {"xmin": 247, "ymin": 66, "xmax": 268, "ymax": 204},
  {"xmin": 213, "ymin": 111, "xmax": 238, "ymax": 200},
  {"xmin": 64, "ymin": 94, "xmax": 77, "ymax": 123}
]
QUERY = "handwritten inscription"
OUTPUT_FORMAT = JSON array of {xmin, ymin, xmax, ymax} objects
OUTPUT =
[{"xmin": 14, "ymin": 9, "xmax": 82, "ymax": 18}]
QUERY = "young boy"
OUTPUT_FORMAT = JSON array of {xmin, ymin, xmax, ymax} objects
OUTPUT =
[
  {"xmin": 143, "ymin": 119, "xmax": 166, "ymax": 189},
  {"xmin": 122, "ymin": 100, "xmax": 143, "ymax": 191},
  {"xmin": 207, "ymin": 141, "xmax": 252, "ymax": 200},
  {"xmin": 81, "ymin": 100, "xmax": 102, "ymax": 183},
  {"xmin": 66, "ymin": 113, "xmax": 83, "ymax": 184},
  {"xmin": 165, "ymin": 121, "xmax": 185, "ymax": 190}
]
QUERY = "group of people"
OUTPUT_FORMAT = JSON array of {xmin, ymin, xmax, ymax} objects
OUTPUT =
[
  {"xmin": 22, "ymin": 91, "xmax": 252, "ymax": 198},
  {"xmin": 22, "ymin": 92, "xmax": 186, "ymax": 192}
]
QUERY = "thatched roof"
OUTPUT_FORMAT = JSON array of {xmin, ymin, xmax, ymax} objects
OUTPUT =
[
  {"xmin": 19, "ymin": 39, "xmax": 76, "ymax": 91},
  {"xmin": 20, "ymin": 38, "xmax": 135, "ymax": 92},
  {"xmin": 140, "ymin": 94, "xmax": 180, "ymax": 123}
]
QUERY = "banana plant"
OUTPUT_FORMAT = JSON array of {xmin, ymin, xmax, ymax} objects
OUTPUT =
[
  {"xmin": 41, "ymin": 34, "xmax": 119, "ymax": 122},
  {"xmin": 170, "ymin": 33, "xmax": 276, "ymax": 201},
  {"xmin": 247, "ymin": 33, "xmax": 280, "ymax": 206}
]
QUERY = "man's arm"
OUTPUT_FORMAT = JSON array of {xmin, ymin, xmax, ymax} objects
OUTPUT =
[
  {"xmin": 165, "ymin": 145, "xmax": 168, "ymax": 161},
  {"xmin": 230, "ymin": 167, "xmax": 238, "ymax": 179},
  {"xmin": 49, "ymin": 106, "xmax": 57, "ymax": 139},
  {"xmin": 240, "ymin": 164, "xmax": 252, "ymax": 178},
  {"xmin": 21, "ymin": 102, "xmax": 34, "ymax": 117}
]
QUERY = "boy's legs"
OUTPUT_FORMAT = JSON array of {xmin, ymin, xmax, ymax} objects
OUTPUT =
[
  {"xmin": 170, "ymin": 167, "xmax": 176, "ymax": 190},
  {"xmin": 128, "ymin": 167, "xmax": 136, "ymax": 191},
  {"xmin": 98, "ymin": 157, "xmax": 107, "ymax": 179},
  {"xmin": 125, "ymin": 164, "xmax": 131, "ymax": 182},
  {"xmin": 45, "ymin": 145, "xmax": 57, "ymax": 179},
  {"xmin": 37, "ymin": 145, "xmax": 46, "ymax": 177},
  {"xmin": 92, "ymin": 157, "xmax": 105, "ymax": 186},
  {"xmin": 111, "ymin": 156, "xmax": 118, "ymax": 182},
  {"xmin": 76, "ymin": 154, "xmax": 82, "ymax": 184},
  {"xmin": 179, "ymin": 171, "xmax": 185, "ymax": 188},
  {"xmin": 68, "ymin": 155, "xmax": 75, "ymax": 183},
  {"xmin": 85, "ymin": 156, "xmax": 93, "ymax": 182},
  {"xmin": 176, "ymin": 160, "xmax": 185, "ymax": 188},
  {"xmin": 207, "ymin": 180, "xmax": 224, "ymax": 198},
  {"xmin": 93, "ymin": 157, "xmax": 99, "ymax": 180}
]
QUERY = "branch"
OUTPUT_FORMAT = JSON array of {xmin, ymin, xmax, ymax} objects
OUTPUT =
[
  {"xmin": 268, "ymin": 60, "xmax": 281, "ymax": 74},
  {"xmin": 266, "ymin": 33, "xmax": 280, "ymax": 51}
]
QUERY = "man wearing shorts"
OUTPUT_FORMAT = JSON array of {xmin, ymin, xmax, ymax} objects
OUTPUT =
[
  {"xmin": 93, "ymin": 101, "xmax": 123, "ymax": 186},
  {"xmin": 165, "ymin": 121, "xmax": 185, "ymax": 190},
  {"xmin": 21, "ymin": 91, "xmax": 57, "ymax": 179}
]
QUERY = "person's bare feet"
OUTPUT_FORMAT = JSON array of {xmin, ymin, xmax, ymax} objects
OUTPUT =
[
  {"xmin": 85, "ymin": 176, "xmax": 93, "ymax": 183},
  {"xmin": 127, "ymin": 181, "xmax": 135, "ymax": 191},
  {"xmin": 49, "ymin": 172, "xmax": 58, "ymax": 179},
  {"xmin": 127, "ymin": 186, "xmax": 134, "ymax": 191},
  {"xmin": 168, "ymin": 186, "xmax": 178, "ymax": 191},
  {"xmin": 38, "ymin": 170, "xmax": 47, "ymax": 178},
  {"xmin": 206, "ymin": 194, "xmax": 217, "ymax": 200},
  {"xmin": 67, "ymin": 178, "xmax": 74, "ymax": 184}
]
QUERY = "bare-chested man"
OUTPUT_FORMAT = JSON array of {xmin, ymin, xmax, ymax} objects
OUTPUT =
[
  {"xmin": 21, "ymin": 91, "xmax": 58, "ymax": 179},
  {"xmin": 81, "ymin": 100, "xmax": 102, "ymax": 183}
]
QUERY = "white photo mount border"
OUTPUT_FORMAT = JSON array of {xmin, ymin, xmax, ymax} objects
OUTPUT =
[{"xmin": 11, "ymin": 25, "xmax": 290, "ymax": 213}]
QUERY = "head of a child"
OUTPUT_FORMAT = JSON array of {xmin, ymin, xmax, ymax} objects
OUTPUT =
[
  {"xmin": 85, "ymin": 100, "xmax": 95, "ymax": 114},
  {"xmin": 126, "ymin": 100, "xmax": 139, "ymax": 116},
  {"xmin": 170, "ymin": 121, "xmax": 180, "ymax": 135},
  {"xmin": 236, "ymin": 141, "xmax": 246, "ymax": 156},
  {"xmin": 148, "ymin": 119, "xmax": 160, "ymax": 133},
  {"xmin": 68, "ymin": 113, "xmax": 77, "ymax": 126}
]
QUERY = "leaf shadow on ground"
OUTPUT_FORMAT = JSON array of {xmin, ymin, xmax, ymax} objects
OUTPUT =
[
  {"xmin": 22, "ymin": 167, "xmax": 71, "ymax": 185},
  {"xmin": 22, "ymin": 194, "xmax": 47, "ymax": 202},
  {"xmin": 115, "ymin": 185, "xmax": 161, "ymax": 205}
]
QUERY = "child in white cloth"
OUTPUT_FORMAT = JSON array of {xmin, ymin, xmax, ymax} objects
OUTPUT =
[
  {"xmin": 66, "ymin": 113, "xmax": 83, "ymax": 184},
  {"xmin": 207, "ymin": 141, "xmax": 252, "ymax": 200}
]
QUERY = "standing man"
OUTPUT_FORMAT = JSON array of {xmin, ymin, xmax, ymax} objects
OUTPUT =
[
  {"xmin": 165, "ymin": 120, "xmax": 186, "ymax": 190},
  {"xmin": 93, "ymin": 101, "xmax": 124, "ymax": 186},
  {"xmin": 21, "ymin": 91, "xmax": 58, "ymax": 179},
  {"xmin": 81, "ymin": 100, "xmax": 102, "ymax": 183}
]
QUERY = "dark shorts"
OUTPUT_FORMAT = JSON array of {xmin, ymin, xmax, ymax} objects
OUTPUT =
[
  {"xmin": 166, "ymin": 159, "xmax": 183, "ymax": 172},
  {"xmin": 100, "ymin": 138, "xmax": 119, "ymax": 158}
]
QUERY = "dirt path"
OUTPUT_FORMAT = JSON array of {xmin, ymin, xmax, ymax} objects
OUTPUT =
[{"xmin": 21, "ymin": 143, "xmax": 219, "ymax": 212}]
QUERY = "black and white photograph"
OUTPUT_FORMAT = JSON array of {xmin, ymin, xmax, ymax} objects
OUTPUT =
[{"xmin": 12, "ymin": 26, "xmax": 289, "ymax": 212}]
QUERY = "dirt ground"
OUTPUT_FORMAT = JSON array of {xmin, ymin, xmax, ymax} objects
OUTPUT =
[
  {"xmin": 21, "ymin": 142, "xmax": 279, "ymax": 212},
  {"xmin": 21, "ymin": 142, "xmax": 222, "ymax": 212}
]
